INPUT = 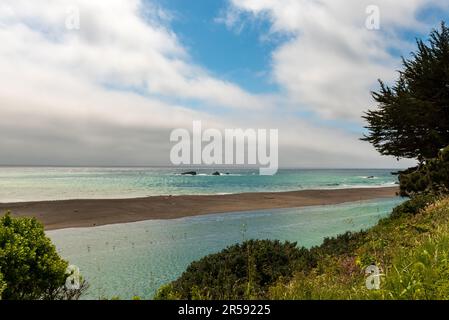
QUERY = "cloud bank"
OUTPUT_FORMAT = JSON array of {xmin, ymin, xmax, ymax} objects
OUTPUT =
[{"xmin": 1, "ymin": 0, "xmax": 444, "ymax": 167}]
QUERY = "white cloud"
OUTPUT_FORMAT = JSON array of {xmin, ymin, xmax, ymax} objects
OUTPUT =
[
  {"xmin": 0, "ymin": 0, "xmax": 424, "ymax": 167},
  {"xmin": 0, "ymin": 0, "xmax": 274, "ymax": 110},
  {"xmin": 223, "ymin": 0, "xmax": 449, "ymax": 120}
]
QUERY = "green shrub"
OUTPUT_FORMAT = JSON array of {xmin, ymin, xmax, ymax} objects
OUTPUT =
[
  {"xmin": 0, "ymin": 212, "xmax": 87, "ymax": 300},
  {"xmin": 390, "ymin": 194, "xmax": 437, "ymax": 219},
  {"xmin": 154, "ymin": 240, "xmax": 316, "ymax": 300},
  {"xmin": 399, "ymin": 146, "xmax": 449, "ymax": 196},
  {"xmin": 0, "ymin": 272, "xmax": 6, "ymax": 299},
  {"xmin": 154, "ymin": 284, "xmax": 182, "ymax": 300},
  {"xmin": 313, "ymin": 231, "xmax": 367, "ymax": 257}
]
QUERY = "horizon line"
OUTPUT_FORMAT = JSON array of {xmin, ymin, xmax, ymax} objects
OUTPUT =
[{"xmin": 0, "ymin": 164, "xmax": 408, "ymax": 170}]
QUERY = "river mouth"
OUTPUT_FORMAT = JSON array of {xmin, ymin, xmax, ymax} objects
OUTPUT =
[{"xmin": 47, "ymin": 197, "xmax": 405, "ymax": 299}]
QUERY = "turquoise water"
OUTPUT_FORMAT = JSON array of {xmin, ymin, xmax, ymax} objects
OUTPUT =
[
  {"xmin": 0, "ymin": 167, "xmax": 399, "ymax": 202},
  {"xmin": 47, "ymin": 197, "xmax": 404, "ymax": 299}
]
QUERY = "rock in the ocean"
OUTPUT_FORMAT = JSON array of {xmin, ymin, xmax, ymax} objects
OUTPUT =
[
  {"xmin": 181, "ymin": 171, "xmax": 197, "ymax": 176},
  {"xmin": 212, "ymin": 171, "xmax": 220, "ymax": 176}
]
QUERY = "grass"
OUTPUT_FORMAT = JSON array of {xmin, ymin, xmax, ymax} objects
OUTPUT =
[{"xmin": 269, "ymin": 196, "xmax": 449, "ymax": 300}]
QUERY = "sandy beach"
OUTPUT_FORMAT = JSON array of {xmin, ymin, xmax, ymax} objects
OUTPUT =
[{"xmin": 0, "ymin": 187, "xmax": 399, "ymax": 230}]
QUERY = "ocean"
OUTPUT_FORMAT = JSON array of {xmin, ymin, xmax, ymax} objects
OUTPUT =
[{"xmin": 0, "ymin": 167, "xmax": 399, "ymax": 202}]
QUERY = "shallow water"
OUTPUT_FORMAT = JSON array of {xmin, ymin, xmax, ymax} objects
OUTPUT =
[
  {"xmin": 0, "ymin": 167, "xmax": 399, "ymax": 202},
  {"xmin": 48, "ymin": 197, "xmax": 404, "ymax": 299}
]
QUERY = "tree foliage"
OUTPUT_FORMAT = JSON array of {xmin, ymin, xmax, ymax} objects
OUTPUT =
[
  {"xmin": 399, "ymin": 146, "xmax": 449, "ymax": 196},
  {"xmin": 0, "ymin": 213, "xmax": 87, "ymax": 300},
  {"xmin": 362, "ymin": 22, "xmax": 449, "ymax": 162},
  {"xmin": 155, "ymin": 240, "xmax": 316, "ymax": 300}
]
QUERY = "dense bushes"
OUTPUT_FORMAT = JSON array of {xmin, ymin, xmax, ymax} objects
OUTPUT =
[
  {"xmin": 390, "ymin": 193, "xmax": 438, "ymax": 219},
  {"xmin": 399, "ymin": 146, "xmax": 449, "ymax": 196},
  {"xmin": 0, "ymin": 272, "xmax": 5, "ymax": 299},
  {"xmin": 0, "ymin": 213, "xmax": 87, "ymax": 300},
  {"xmin": 314, "ymin": 231, "xmax": 367, "ymax": 257},
  {"xmin": 155, "ymin": 240, "xmax": 316, "ymax": 299}
]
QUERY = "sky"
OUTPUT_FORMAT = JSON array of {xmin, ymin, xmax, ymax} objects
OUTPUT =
[{"xmin": 0, "ymin": 0, "xmax": 448, "ymax": 168}]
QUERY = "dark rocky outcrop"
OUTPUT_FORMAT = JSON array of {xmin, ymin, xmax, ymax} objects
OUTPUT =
[{"xmin": 181, "ymin": 171, "xmax": 197, "ymax": 176}]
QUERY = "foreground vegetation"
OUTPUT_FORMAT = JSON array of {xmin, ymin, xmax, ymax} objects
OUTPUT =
[
  {"xmin": 0, "ymin": 213, "xmax": 87, "ymax": 300},
  {"xmin": 399, "ymin": 146, "xmax": 449, "ymax": 196},
  {"xmin": 156, "ymin": 194, "xmax": 449, "ymax": 300},
  {"xmin": 270, "ymin": 195, "xmax": 449, "ymax": 299},
  {"xmin": 155, "ymin": 240, "xmax": 316, "ymax": 299}
]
